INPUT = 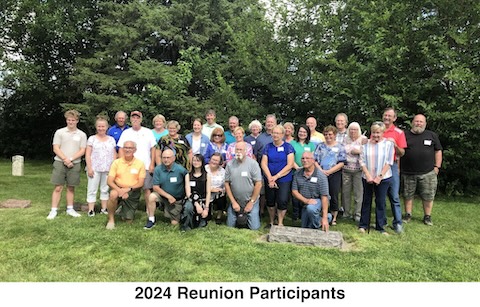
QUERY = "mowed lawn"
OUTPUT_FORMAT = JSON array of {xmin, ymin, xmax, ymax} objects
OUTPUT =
[{"xmin": 0, "ymin": 159, "xmax": 479, "ymax": 282}]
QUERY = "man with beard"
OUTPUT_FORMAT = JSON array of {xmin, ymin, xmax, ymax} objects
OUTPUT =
[
  {"xmin": 400, "ymin": 114, "xmax": 442, "ymax": 226},
  {"xmin": 225, "ymin": 141, "xmax": 262, "ymax": 230}
]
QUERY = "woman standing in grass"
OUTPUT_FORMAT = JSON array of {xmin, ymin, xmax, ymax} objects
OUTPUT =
[
  {"xmin": 182, "ymin": 154, "xmax": 211, "ymax": 231},
  {"xmin": 185, "ymin": 118, "xmax": 210, "ymax": 156},
  {"xmin": 85, "ymin": 115, "xmax": 117, "ymax": 216},
  {"xmin": 358, "ymin": 122, "xmax": 394, "ymax": 235},
  {"xmin": 290, "ymin": 124, "xmax": 316, "ymax": 221},
  {"xmin": 313, "ymin": 125, "xmax": 346, "ymax": 226},
  {"xmin": 261, "ymin": 125, "xmax": 295, "ymax": 228},
  {"xmin": 206, "ymin": 152, "xmax": 226, "ymax": 224},
  {"xmin": 342, "ymin": 122, "xmax": 366, "ymax": 222}
]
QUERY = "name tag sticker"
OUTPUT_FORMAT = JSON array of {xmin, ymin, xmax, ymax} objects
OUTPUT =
[
  {"xmin": 241, "ymin": 171, "xmax": 248, "ymax": 177},
  {"xmin": 424, "ymin": 140, "xmax": 432, "ymax": 146},
  {"xmin": 178, "ymin": 140, "xmax": 185, "ymax": 144},
  {"xmin": 332, "ymin": 147, "xmax": 339, "ymax": 152},
  {"xmin": 304, "ymin": 147, "xmax": 311, "ymax": 152},
  {"xmin": 310, "ymin": 177, "xmax": 318, "ymax": 183},
  {"xmin": 170, "ymin": 177, "xmax": 178, "ymax": 183},
  {"xmin": 190, "ymin": 181, "xmax": 196, "ymax": 187},
  {"xmin": 201, "ymin": 143, "xmax": 206, "ymax": 147},
  {"xmin": 277, "ymin": 146, "xmax": 284, "ymax": 152},
  {"xmin": 250, "ymin": 141, "xmax": 256, "ymax": 146},
  {"xmin": 130, "ymin": 169, "xmax": 139, "ymax": 174}
]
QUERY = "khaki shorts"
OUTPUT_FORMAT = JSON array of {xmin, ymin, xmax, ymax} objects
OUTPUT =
[
  {"xmin": 51, "ymin": 161, "xmax": 81, "ymax": 186},
  {"xmin": 143, "ymin": 172, "xmax": 153, "ymax": 190},
  {"xmin": 118, "ymin": 189, "xmax": 141, "ymax": 220},
  {"xmin": 151, "ymin": 192, "xmax": 184, "ymax": 222},
  {"xmin": 402, "ymin": 170, "xmax": 438, "ymax": 201}
]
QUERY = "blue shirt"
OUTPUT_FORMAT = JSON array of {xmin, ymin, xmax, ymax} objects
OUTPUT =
[
  {"xmin": 313, "ymin": 142, "xmax": 347, "ymax": 171},
  {"xmin": 262, "ymin": 142, "xmax": 295, "ymax": 183},
  {"xmin": 253, "ymin": 132, "xmax": 272, "ymax": 162},
  {"xmin": 107, "ymin": 124, "xmax": 130, "ymax": 150}
]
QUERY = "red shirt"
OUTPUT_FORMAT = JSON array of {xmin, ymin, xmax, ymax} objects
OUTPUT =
[{"xmin": 383, "ymin": 124, "xmax": 407, "ymax": 161}]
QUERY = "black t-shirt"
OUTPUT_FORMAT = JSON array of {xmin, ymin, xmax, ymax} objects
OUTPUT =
[{"xmin": 400, "ymin": 129, "xmax": 442, "ymax": 175}]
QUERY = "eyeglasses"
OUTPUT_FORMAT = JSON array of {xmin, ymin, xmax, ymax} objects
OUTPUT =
[
  {"xmin": 213, "ymin": 134, "xmax": 223, "ymax": 137},
  {"xmin": 301, "ymin": 157, "xmax": 313, "ymax": 160},
  {"xmin": 123, "ymin": 147, "xmax": 135, "ymax": 150}
]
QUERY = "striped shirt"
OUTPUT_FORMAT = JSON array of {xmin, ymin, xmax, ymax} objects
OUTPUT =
[
  {"xmin": 359, "ymin": 139, "xmax": 394, "ymax": 179},
  {"xmin": 292, "ymin": 168, "xmax": 330, "ymax": 200}
]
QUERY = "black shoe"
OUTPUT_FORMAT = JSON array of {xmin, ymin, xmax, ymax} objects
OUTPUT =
[
  {"xmin": 403, "ymin": 213, "xmax": 412, "ymax": 223},
  {"xmin": 144, "ymin": 220, "xmax": 155, "ymax": 230},
  {"xmin": 264, "ymin": 223, "xmax": 272, "ymax": 230},
  {"xmin": 423, "ymin": 215, "xmax": 433, "ymax": 226}
]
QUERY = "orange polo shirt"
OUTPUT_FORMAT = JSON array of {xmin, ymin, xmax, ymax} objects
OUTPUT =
[{"xmin": 108, "ymin": 157, "xmax": 146, "ymax": 188}]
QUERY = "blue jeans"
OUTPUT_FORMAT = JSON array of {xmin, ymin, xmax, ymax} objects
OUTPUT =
[
  {"xmin": 301, "ymin": 199, "xmax": 333, "ymax": 229},
  {"xmin": 387, "ymin": 163, "xmax": 403, "ymax": 228},
  {"xmin": 226, "ymin": 199, "xmax": 260, "ymax": 230},
  {"xmin": 359, "ymin": 178, "xmax": 391, "ymax": 232}
]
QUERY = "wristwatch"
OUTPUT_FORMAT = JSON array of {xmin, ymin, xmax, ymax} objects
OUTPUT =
[{"xmin": 378, "ymin": 174, "xmax": 383, "ymax": 178}]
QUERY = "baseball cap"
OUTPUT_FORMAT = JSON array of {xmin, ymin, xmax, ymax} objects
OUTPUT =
[{"xmin": 131, "ymin": 111, "xmax": 142, "ymax": 117}]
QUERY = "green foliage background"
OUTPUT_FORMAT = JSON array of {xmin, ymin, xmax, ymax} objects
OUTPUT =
[{"xmin": 1, "ymin": 0, "xmax": 479, "ymax": 194}]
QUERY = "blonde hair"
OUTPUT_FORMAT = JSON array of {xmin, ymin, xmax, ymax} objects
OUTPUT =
[
  {"xmin": 152, "ymin": 114, "xmax": 166, "ymax": 126},
  {"xmin": 64, "ymin": 109, "xmax": 80, "ymax": 120}
]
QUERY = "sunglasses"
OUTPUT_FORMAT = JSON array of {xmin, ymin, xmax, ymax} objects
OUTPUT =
[{"xmin": 213, "ymin": 134, "xmax": 223, "ymax": 137}]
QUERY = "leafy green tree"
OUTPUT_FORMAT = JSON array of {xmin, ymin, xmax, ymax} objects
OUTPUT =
[{"xmin": 0, "ymin": 0, "xmax": 98, "ymax": 157}]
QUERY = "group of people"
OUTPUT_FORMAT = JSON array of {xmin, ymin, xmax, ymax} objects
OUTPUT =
[{"xmin": 47, "ymin": 107, "xmax": 443, "ymax": 236}]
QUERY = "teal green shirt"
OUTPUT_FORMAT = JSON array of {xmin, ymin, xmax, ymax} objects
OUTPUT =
[{"xmin": 290, "ymin": 140, "xmax": 316, "ymax": 167}]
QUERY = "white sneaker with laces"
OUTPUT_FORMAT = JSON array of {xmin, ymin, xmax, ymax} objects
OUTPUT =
[
  {"xmin": 47, "ymin": 210, "xmax": 58, "ymax": 220},
  {"xmin": 66, "ymin": 209, "xmax": 81, "ymax": 217}
]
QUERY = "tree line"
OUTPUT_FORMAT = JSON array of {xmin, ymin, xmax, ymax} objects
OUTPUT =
[{"xmin": 1, "ymin": 0, "xmax": 479, "ymax": 195}]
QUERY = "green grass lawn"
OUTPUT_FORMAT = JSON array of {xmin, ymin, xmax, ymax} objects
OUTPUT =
[{"xmin": 0, "ymin": 158, "xmax": 479, "ymax": 282}]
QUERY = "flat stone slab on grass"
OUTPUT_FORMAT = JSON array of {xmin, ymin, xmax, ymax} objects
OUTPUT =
[
  {"xmin": 0, "ymin": 199, "xmax": 31, "ymax": 209},
  {"xmin": 267, "ymin": 225, "xmax": 343, "ymax": 249}
]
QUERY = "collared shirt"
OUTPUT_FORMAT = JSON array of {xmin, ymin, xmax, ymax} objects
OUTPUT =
[
  {"xmin": 253, "ymin": 131, "xmax": 273, "ymax": 162},
  {"xmin": 359, "ymin": 139, "xmax": 394, "ymax": 179},
  {"xmin": 310, "ymin": 131, "xmax": 326, "ymax": 146},
  {"xmin": 108, "ymin": 157, "xmax": 146, "ymax": 187},
  {"xmin": 382, "ymin": 124, "xmax": 407, "ymax": 161},
  {"xmin": 336, "ymin": 131, "xmax": 348, "ymax": 144},
  {"xmin": 153, "ymin": 163, "xmax": 188, "ymax": 199},
  {"xmin": 292, "ymin": 167, "xmax": 330, "ymax": 200},
  {"xmin": 52, "ymin": 127, "xmax": 87, "ymax": 163},
  {"xmin": 107, "ymin": 124, "xmax": 130, "ymax": 145},
  {"xmin": 224, "ymin": 130, "xmax": 236, "ymax": 145},
  {"xmin": 118, "ymin": 127, "xmax": 157, "ymax": 170}
]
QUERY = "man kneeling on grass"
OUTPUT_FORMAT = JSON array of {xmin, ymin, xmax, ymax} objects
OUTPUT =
[
  {"xmin": 144, "ymin": 148, "xmax": 189, "ymax": 229},
  {"xmin": 105, "ymin": 141, "xmax": 145, "ymax": 230}
]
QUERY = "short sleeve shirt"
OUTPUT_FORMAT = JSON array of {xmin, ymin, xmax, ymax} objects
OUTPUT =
[
  {"xmin": 153, "ymin": 163, "xmax": 188, "ymax": 199},
  {"xmin": 108, "ymin": 157, "xmax": 146, "ymax": 187},
  {"xmin": 262, "ymin": 142, "xmax": 295, "ymax": 182},
  {"xmin": 52, "ymin": 127, "xmax": 87, "ymax": 164},
  {"xmin": 225, "ymin": 157, "xmax": 262, "ymax": 205}
]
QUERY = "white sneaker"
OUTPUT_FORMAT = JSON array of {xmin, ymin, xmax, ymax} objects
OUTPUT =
[
  {"xmin": 66, "ymin": 209, "xmax": 81, "ymax": 217},
  {"xmin": 46, "ymin": 210, "xmax": 58, "ymax": 220},
  {"xmin": 100, "ymin": 208, "xmax": 108, "ymax": 215}
]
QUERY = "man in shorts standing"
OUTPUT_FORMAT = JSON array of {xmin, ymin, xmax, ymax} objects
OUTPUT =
[
  {"xmin": 47, "ymin": 109, "xmax": 87, "ymax": 219},
  {"xmin": 401, "ymin": 114, "xmax": 442, "ymax": 226}
]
